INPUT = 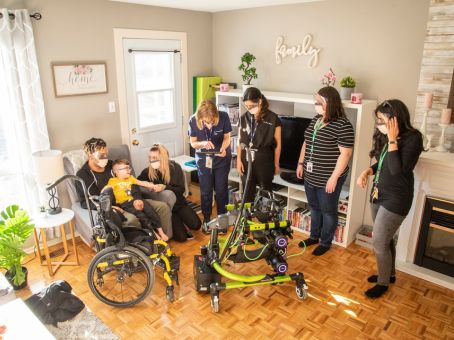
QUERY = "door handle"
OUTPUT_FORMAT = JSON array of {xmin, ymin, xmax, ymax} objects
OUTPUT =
[{"xmin": 131, "ymin": 139, "xmax": 139, "ymax": 146}]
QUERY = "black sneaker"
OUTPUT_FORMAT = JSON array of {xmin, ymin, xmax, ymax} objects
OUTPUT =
[
  {"xmin": 368, "ymin": 275, "xmax": 396, "ymax": 284},
  {"xmin": 186, "ymin": 230, "xmax": 194, "ymax": 240},
  {"xmin": 298, "ymin": 238, "xmax": 319, "ymax": 248},
  {"xmin": 312, "ymin": 245, "xmax": 330, "ymax": 256}
]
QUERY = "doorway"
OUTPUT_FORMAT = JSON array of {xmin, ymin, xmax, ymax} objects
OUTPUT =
[{"xmin": 114, "ymin": 29, "xmax": 189, "ymax": 172}]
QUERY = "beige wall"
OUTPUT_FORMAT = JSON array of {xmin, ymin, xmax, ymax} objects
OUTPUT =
[
  {"xmin": 17, "ymin": 0, "xmax": 212, "ymax": 151},
  {"xmin": 212, "ymin": 0, "xmax": 430, "ymax": 115}
]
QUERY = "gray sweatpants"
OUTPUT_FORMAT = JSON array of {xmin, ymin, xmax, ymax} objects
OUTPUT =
[{"xmin": 371, "ymin": 203, "xmax": 406, "ymax": 285}]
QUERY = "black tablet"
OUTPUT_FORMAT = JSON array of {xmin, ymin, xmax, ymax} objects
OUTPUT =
[{"xmin": 196, "ymin": 150, "xmax": 221, "ymax": 155}]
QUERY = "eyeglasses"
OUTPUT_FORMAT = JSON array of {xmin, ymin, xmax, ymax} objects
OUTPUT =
[
  {"xmin": 314, "ymin": 102, "xmax": 323, "ymax": 106},
  {"xmin": 116, "ymin": 166, "xmax": 131, "ymax": 171},
  {"xmin": 381, "ymin": 100, "xmax": 394, "ymax": 112},
  {"xmin": 243, "ymin": 103, "xmax": 259, "ymax": 111},
  {"xmin": 149, "ymin": 159, "xmax": 159, "ymax": 164}
]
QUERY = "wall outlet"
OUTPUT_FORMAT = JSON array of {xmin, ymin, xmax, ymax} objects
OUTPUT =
[{"xmin": 108, "ymin": 101, "xmax": 116, "ymax": 113}]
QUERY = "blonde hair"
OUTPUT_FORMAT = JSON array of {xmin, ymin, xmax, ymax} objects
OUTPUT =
[
  {"xmin": 195, "ymin": 100, "xmax": 220, "ymax": 130},
  {"xmin": 148, "ymin": 144, "xmax": 171, "ymax": 184}
]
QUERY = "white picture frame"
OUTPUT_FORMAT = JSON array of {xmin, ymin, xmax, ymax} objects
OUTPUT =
[{"xmin": 52, "ymin": 62, "xmax": 108, "ymax": 97}]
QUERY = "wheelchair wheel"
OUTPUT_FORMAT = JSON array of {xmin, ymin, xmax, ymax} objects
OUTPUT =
[{"xmin": 87, "ymin": 246, "xmax": 154, "ymax": 307}]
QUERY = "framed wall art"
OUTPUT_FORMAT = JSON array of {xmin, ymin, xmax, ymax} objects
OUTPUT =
[{"xmin": 51, "ymin": 62, "xmax": 108, "ymax": 97}]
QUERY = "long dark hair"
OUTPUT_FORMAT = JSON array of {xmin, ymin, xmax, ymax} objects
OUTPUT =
[
  {"xmin": 317, "ymin": 86, "xmax": 346, "ymax": 123},
  {"xmin": 369, "ymin": 99, "xmax": 421, "ymax": 158},
  {"xmin": 242, "ymin": 87, "xmax": 269, "ymax": 121}
]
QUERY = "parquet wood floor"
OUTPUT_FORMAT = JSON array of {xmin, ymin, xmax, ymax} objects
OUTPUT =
[{"xmin": 14, "ymin": 187, "xmax": 454, "ymax": 339}]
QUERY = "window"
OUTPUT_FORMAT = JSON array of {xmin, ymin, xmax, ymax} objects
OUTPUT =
[{"xmin": 133, "ymin": 52, "xmax": 175, "ymax": 129}]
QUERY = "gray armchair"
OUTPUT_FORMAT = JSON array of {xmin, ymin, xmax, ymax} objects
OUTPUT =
[{"xmin": 63, "ymin": 144, "xmax": 173, "ymax": 246}]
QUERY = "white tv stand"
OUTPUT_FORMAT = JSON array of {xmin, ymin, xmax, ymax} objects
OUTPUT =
[{"xmin": 217, "ymin": 89, "xmax": 377, "ymax": 248}]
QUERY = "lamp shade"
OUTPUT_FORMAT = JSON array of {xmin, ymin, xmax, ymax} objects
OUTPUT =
[{"xmin": 32, "ymin": 150, "xmax": 65, "ymax": 185}]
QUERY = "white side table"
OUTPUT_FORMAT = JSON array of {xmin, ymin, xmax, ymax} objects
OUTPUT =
[
  {"xmin": 32, "ymin": 208, "xmax": 79, "ymax": 276},
  {"xmin": 172, "ymin": 154, "xmax": 197, "ymax": 197}
]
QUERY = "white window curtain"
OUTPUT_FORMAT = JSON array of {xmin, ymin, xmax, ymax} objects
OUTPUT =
[{"xmin": 0, "ymin": 8, "xmax": 50, "ymax": 214}]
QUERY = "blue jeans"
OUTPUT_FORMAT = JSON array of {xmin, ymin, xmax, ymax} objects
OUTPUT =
[{"xmin": 304, "ymin": 175, "xmax": 346, "ymax": 247}]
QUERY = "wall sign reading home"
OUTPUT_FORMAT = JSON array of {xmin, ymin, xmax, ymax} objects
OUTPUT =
[
  {"xmin": 52, "ymin": 62, "xmax": 108, "ymax": 97},
  {"xmin": 275, "ymin": 35, "xmax": 321, "ymax": 68}
]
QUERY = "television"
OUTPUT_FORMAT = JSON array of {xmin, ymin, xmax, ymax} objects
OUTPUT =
[{"xmin": 279, "ymin": 115, "xmax": 312, "ymax": 171}]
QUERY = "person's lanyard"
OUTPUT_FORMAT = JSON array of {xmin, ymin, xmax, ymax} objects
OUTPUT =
[
  {"xmin": 309, "ymin": 118, "xmax": 326, "ymax": 157},
  {"xmin": 248, "ymin": 114, "xmax": 258, "ymax": 147},
  {"xmin": 203, "ymin": 122, "xmax": 213, "ymax": 142},
  {"xmin": 373, "ymin": 144, "xmax": 388, "ymax": 184}
]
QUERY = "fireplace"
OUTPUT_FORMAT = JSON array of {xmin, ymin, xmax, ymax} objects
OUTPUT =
[{"xmin": 414, "ymin": 196, "xmax": 454, "ymax": 277}]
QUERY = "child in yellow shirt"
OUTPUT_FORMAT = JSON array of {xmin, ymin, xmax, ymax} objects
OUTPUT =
[{"xmin": 107, "ymin": 159, "xmax": 169, "ymax": 241}]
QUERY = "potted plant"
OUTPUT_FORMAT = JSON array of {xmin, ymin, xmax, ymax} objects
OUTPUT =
[
  {"xmin": 238, "ymin": 52, "xmax": 258, "ymax": 92},
  {"xmin": 339, "ymin": 76, "xmax": 356, "ymax": 100},
  {"xmin": 0, "ymin": 205, "xmax": 34, "ymax": 290}
]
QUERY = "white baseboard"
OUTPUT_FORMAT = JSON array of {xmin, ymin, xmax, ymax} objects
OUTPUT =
[
  {"xmin": 396, "ymin": 261, "xmax": 454, "ymax": 291},
  {"xmin": 24, "ymin": 231, "xmax": 81, "ymax": 255}
]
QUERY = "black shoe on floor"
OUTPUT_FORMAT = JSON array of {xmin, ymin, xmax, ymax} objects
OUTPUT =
[
  {"xmin": 298, "ymin": 238, "xmax": 319, "ymax": 248},
  {"xmin": 312, "ymin": 245, "xmax": 330, "ymax": 256},
  {"xmin": 367, "ymin": 275, "xmax": 396, "ymax": 284},
  {"xmin": 186, "ymin": 230, "xmax": 194, "ymax": 240},
  {"xmin": 365, "ymin": 284, "xmax": 388, "ymax": 298},
  {"xmin": 202, "ymin": 220, "xmax": 211, "ymax": 234}
]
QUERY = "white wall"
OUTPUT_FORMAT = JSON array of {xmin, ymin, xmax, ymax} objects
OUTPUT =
[
  {"xmin": 13, "ymin": 0, "xmax": 212, "ymax": 152},
  {"xmin": 212, "ymin": 0, "xmax": 430, "ymax": 115}
]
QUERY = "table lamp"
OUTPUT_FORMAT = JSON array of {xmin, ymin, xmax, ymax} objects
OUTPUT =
[{"xmin": 32, "ymin": 150, "xmax": 65, "ymax": 215}]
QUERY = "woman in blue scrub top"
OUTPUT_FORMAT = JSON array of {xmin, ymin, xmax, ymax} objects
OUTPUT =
[{"xmin": 188, "ymin": 100, "xmax": 232, "ymax": 232}]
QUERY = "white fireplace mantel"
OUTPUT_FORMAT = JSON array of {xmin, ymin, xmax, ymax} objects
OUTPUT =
[{"xmin": 396, "ymin": 151, "xmax": 454, "ymax": 290}]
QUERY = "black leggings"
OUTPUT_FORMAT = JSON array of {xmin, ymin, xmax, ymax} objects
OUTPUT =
[
  {"xmin": 171, "ymin": 204, "xmax": 202, "ymax": 242},
  {"xmin": 242, "ymin": 153, "xmax": 275, "ymax": 203},
  {"xmin": 120, "ymin": 199, "xmax": 161, "ymax": 231}
]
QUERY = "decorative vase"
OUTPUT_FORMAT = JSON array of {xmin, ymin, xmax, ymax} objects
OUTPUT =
[
  {"xmin": 5, "ymin": 266, "xmax": 28, "ymax": 290},
  {"xmin": 340, "ymin": 87, "xmax": 354, "ymax": 100},
  {"xmin": 242, "ymin": 84, "xmax": 254, "ymax": 93}
]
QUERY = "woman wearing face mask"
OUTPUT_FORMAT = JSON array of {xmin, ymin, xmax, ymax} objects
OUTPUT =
[
  {"xmin": 296, "ymin": 86, "xmax": 355, "ymax": 256},
  {"xmin": 357, "ymin": 99, "xmax": 422, "ymax": 298},
  {"xmin": 188, "ymin": 100, "xmax": 232, "ymax": 232},
  {"xmin": 237, "ymin": 87, "xmax": 282, "ymax": 203},
  {"xmin": 138, "ymin": 144, "xmax": 202, "ymax": 242}
]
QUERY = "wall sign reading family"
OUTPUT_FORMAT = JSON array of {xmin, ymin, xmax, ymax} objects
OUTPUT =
[
  {"xmin": 275, "ymin": 35, "xmax": 321, "ymax": 68},
  {"xmin": 52, "ymin": 62, "xmax": 108, "ymax": 97}
]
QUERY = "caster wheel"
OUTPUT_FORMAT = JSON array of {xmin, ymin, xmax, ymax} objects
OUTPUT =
[
  {"xmin": 210, "ymin": 294, "xmax": 220, "ymax": 313},
  {"xmin": 296, "ymin": 284, "xmax": 308, "ymax": 300},
  {"xmin": 166, "ymin": 286, "xmax": 175, "ymax": 303}
]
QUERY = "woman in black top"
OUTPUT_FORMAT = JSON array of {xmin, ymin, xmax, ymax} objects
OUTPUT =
[
  {"xmin": 138, "ymin": 144, "xmax": 201, "ymax": 242},
  {"xmin": 296, "ymin": 86, "xmax": 355, "ymax": 256},
  {"xmin": 357, "ymin": 99, "xmax": 423, "ymax": 298},
  {"xmin": 237, "ymin": 87, "xmax": 282, "ymax": 203}
]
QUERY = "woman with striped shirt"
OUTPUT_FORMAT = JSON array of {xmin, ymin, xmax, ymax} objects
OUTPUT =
[{"xmin": 296, "ymin": 86, "xmax": 355, "ymax": 256}]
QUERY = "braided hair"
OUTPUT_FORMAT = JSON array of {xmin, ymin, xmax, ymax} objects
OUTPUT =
[{"xmin": 83, "ymin": 137, "xmax": 106, "ymax": 155}]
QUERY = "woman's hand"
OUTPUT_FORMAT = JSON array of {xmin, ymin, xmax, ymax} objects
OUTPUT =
[
  {"xmin": 112, "ymin": 206, "xmax": 124, "ymax": 214},
  {"xmin": 356, "ymin": 168, "xmax": 372, "ymax": 189},
  {"xmin": 200, "ymin": 140, "xmax": 215, "ymax": 149},
  {"xmin": 154, "ymin": 184, "xmax": 165, "ymax": 193},
  {"xmin": 387, "ymin": 117, "xmax": 399, "ymax": 141},
  {"xmin": 296, "ymin": 164, "xmax": 304, "ymax": 179},
  {"xmin": 215, "ymin": 148, "xmax": 226, "ymax": 157},
  {"xmin": 274, "ymin": 163, "xmax": 280, "ymax": 175},
  {"xmin": 237, "ymin": 159, "xmax": 244, "ymax": 176},
  {"xmin": 146, "ymin": 182, "xmax": 156, "ymax": 191},
  {"xmin": 325, "ymin": 175, "xmax": 338, "ymax": 193},
  {"xmin": 133, "ymin": 200, "xmax": 144, "ymax": 210}
]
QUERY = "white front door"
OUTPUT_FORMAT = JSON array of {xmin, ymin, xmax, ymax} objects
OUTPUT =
[{"xmin": 123, "ymin": 38, "xmax": 183, "ymax": 172}]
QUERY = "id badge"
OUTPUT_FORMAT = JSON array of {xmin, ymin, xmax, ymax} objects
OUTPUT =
[
  {"xmin": 206, "ymin": 156, "xmax": 213, "ymax": 169},
  {"xmin": 246, "ymin": 150, "xmax": 256, "ymax": 163},
  {"xmin": 307, "ymin": 161, "xmax": 313, "ymax": 173}
]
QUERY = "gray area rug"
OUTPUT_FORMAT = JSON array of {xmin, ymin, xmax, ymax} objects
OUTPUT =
[{"xmin": 45, "ymin": 308, "xmax": 119, "ymax": 340}]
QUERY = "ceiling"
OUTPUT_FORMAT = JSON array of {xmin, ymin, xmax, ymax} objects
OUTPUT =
[{"xmin": 110, "ymin": 0, "xmax": 324, "ymax": 13}]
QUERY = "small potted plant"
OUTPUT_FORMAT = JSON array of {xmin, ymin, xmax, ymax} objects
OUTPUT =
[
  {"xmin": 0, "ymin": 205, "xmax": 34, "ymax": 290},
  {"xmin": 238, "ymin": 52, "xmax": 258, "ymax": 92},
  {"xmin": 339, "ymin": 76, "xmax": 357, "ymax": 100}
]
